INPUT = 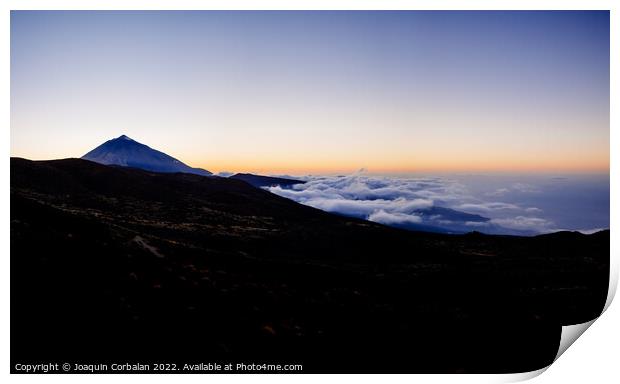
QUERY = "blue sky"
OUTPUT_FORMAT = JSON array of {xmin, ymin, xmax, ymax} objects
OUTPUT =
[{"xmin": 11, "ymin": 11, "xmax": 609, "ymax": 174}]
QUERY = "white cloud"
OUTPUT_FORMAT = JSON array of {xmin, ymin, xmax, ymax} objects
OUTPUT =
[
  {"xmin": 465, "ymin": 221, "xmax": 490, "ymax": 227},
  {"xmin": 550, "ymin": 227, "xmax": 607, "ymax": 235},
  {"xmin": 571, "ymin": 228, "xmax": 607, "ymax": 235},
  {"xmin": 525, "ymin": 207, "xmax": 543, "ymax": 213},
  {"xmin": 457, "ymin": 202, "xmax": 520, "ymax": 212},
  {"xmin": 486, "ymin": 188, "xmax": 510, "ymax": 197},
  {"xmin": 511, "ymin": 183, "xmax": 541, "ymax": 193},
  {"xmin": 265, "ymin": 172, "xmax": 562, "ymax": 235},
  {"xmin": 301, "ymin": 197, "xmax": 432, "ymax": 218},
  {"xmin": 490, "ymin": 216, "xmax": 554, "ymax": 232},
  {"xmin": 485, "ymin": 183, "xmax": 541, "ymax": 196},
  {"xmin": 368, "ymin": 210, "xmax": 422, "ymax": 225}
]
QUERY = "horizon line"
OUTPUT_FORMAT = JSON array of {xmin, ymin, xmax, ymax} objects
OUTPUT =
[{"xmin": 9, "ymin": 155, "xmax": 610, "ymax": 177}]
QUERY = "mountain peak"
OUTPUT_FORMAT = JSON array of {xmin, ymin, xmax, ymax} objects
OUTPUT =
[{"xmin": 81, "ymin": 135, "xmax": 212, "ymax": 176}]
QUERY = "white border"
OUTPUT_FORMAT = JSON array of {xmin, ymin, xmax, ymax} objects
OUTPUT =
[{"xmin": 2, "ymin": 1, "xmax": 617, "ymax": 383}]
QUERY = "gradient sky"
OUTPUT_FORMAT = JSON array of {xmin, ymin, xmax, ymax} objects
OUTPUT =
[{"xmin": 11, "ymin": 11, "xmax": 609, "ymax": 174}]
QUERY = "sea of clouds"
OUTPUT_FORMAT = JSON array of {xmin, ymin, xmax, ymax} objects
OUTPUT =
[{"xmin": 264, "ymin": 171, "xmax": 609, "ymax": 235}]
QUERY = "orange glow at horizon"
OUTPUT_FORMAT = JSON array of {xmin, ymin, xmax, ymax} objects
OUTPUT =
[
  {"xmin": 10, "ymin": 132, "xmax": 609, "ymax": 176},
  {"xmin": 188, "ymin": 152, "xmax": 610, "ymax": 175}
]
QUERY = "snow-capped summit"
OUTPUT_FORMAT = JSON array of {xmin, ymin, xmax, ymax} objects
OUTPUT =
[{"xmin": 81, "ymin": 135, "xmax": 212, "ymax": 176}]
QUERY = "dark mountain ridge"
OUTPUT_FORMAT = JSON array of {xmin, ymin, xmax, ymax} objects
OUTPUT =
[
  {"xmin": 11, "ymin": 158, "xmax": 609, "ymax": 373},
  {"xmin": 229, "ymin": 173, "xmax": 306, "ymax": 188}
]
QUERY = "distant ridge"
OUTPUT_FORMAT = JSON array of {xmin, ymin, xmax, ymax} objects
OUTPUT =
[
  {"xmin": 81, "ymin": 135, "xmax": 211, "ymax": 176},
  {"xmin": 230, "ymin": 173, "xmax": 305, "ymax": 188}
]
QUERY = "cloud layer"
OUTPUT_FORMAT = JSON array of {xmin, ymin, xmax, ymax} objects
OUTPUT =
[{"xmin": 266, "ymin": 172, "xmax": 561, "ymax": 235}]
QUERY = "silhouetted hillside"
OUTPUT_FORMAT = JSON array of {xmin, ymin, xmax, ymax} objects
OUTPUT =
[
  {"xmin": 10, "ymin": 158, "xmax": 609, "ymax": 373},
  {"xmin": 230, "ymin": 173, "xmax": 305, "ymax": 188}
]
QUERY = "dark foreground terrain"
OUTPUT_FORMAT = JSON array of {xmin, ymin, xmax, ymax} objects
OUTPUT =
[{"xmin": 11, "ymin": 158, "xmax": 609, "ymax": 373}]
